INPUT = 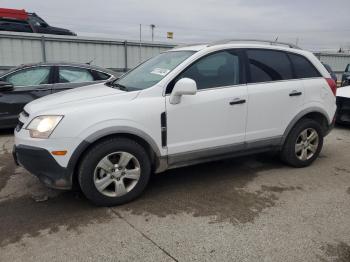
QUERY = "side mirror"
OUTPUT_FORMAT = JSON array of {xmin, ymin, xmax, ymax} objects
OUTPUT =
[
  {"xmin": 170, "ymin": 78, "xmax": 197, "ymax": 105},
  {"xmin": 0, "ymin": 81, "xmax": 14, "ymax": 92}
]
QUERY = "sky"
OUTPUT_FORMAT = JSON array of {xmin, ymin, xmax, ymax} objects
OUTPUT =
[{"xmin": 2, "ymin": 0, "xmax": 350, "ymax": 51}]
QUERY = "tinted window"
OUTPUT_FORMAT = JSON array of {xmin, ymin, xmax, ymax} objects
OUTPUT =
[
  {"xmin": 92, "ymin": 70, "xmax": 111, "ymax": 80},
  {"xmin": 5, "ymin": 67, "xmax": 51, "ymax": 87},
  {"xmin": 288, "ymin": 54, "xmax": 321, "ymax": 79},
  {"xmin": 346, "ymin": 64, "xmax": 350, "ymax": 72},
  {"xmin": 0, "ymin": 19, "xmax": 32, "ymax": 32},
  {"xmin": 174, "ymin": 50, "xmax": 241, "ymax": 90},
  {"xmin": 247, "ymin": 49, "xmax": 293, "ymax": 83},
  {"xmin": 58, "ymin": 67, "xmax": 94, "ymax": 83}
]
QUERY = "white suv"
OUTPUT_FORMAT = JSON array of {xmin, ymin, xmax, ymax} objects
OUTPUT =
[{"xmin": 13, "ymin": 40, "xmax": 337, "ymax": 206}]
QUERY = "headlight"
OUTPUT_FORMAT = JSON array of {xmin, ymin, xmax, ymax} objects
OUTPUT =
[{"xmin": 26, "ymin": 115, "xmax": 63, "ymax": 139}]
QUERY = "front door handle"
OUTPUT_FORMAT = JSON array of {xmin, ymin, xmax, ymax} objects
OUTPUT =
[
  {"xmin": 229, "ymin": 98, "xmax": 246, "ymax": 105},
  {"xmin": 289, "ymin": 90, "xmax": 302, "ymax": 97}
]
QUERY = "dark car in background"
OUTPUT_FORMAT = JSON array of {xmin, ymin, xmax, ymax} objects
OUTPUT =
[
  {"xmin": 336, "ymin": 85, "xmax": 350, "ymax": 124},
  {"xmin": 0, "ymin": 8, "xmax": 76, "ymax": 36},
  {"xmin": 341, "ymin": 63, "xmax": 350, "ymax": 87},
  {"xmin": 0, "ymin": 62, "xmax": 116, "ymax": 128},
  {"xmin": 322, "ymin": 63, "xmax": 338, "ymax": 84}
]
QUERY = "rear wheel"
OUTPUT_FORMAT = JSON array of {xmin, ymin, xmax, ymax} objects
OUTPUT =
[
  {"xmin": 280, "ymin": 119, "xmax": 323, "ymax": 167},
  {"xmin": 78, "ymin": 137, "xmax": 151, "ymax": 206}
]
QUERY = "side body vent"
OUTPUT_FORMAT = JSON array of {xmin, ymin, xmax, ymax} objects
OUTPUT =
[{"xmin": 160, "ymin": 112, "xmax": 167, "ymax": 147}]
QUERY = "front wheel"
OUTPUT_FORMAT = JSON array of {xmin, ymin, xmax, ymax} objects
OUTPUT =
[
  {"xmin": 280, "ymin": 119, "xmax": 324, "ymax": 167},
  {"xmin": 78, "ymin": 137, "xmax": 151, "ymax": 206}
]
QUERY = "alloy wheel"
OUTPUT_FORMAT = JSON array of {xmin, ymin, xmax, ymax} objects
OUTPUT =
[
  {"xmin": 93, "ymin": 151, "xmax": 141, "ymax": 197},
  {"xmin": 295, "ymin": 128, "xmax": 319, "ymax": 161}
]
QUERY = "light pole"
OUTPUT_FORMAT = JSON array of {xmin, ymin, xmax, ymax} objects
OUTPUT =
[
  {"xmin": 139, "ymin": 24, "xmax": 142, "ymax": 63},
  {"xmin": 138, "ymin": 24, "xmax": 156, "ymax": 63},
  {"xmin": 150, "ymin": 24, "xmax": 156, "ymax": 42}
]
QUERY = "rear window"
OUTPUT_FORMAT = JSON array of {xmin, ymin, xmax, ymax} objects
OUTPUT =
[
  {"xmin": 246, "ymin": 49, "xmax": 293, "ymax": 83},
  {"xmin": 92, "ymin": 70, "xmax": 111, "ymax": 81},
  {"xmin": 288, "ymin": 54, "xmax": 321, "ymax": 79},
  {"xmin": 58, "ymin": 67, "xmax": 94, "ymax": 83},
  {"xmin": 345, "ymin": 64, "xmax": 350, "ymax": 72}
]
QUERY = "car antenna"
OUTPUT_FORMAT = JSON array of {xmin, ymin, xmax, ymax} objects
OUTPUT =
[{"xmin": 86, "ymin": 58, "xmax": 95, "ymax": 65}]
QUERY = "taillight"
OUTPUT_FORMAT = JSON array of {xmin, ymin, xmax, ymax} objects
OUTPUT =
[{"xmin": 325, "ymin": 78, "xmax": 337, "ymax": 96}]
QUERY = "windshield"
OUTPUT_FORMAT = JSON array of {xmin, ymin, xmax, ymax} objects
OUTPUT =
[{"xmin": 114, "ymin": 51, "xmax": 195, "ymax": 91}]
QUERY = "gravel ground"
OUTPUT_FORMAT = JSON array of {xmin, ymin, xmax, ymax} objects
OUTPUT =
[{"xmin": 0, "ymin": 127, "xmax": 349, "ymax": 262}]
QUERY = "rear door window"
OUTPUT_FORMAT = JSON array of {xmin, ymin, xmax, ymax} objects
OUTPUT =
[
  {"xmin": 58, "ymin": 67, "xmax": 94, "ymax": 83},
  {"xmin": 288, "ymin": 54, "xmax": 321, "ymax": 79},
  {"xmin": 246, "ymin": 49, "xmax": 293, "ymax": 83},
  {"xmin": 4, "ymin": 67, "xmax": 51, "ymax": 87}
]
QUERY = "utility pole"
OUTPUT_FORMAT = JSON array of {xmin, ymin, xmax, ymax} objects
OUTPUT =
[
  {"xmin": 150, "ymin": 24, "xmax": 156, "ymax": 42},
  {"xmin": 139, "ymin": 24, "xmax": 142, "ymax": 63}
]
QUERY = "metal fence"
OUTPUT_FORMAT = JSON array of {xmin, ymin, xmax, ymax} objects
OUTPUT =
[
  {"xmin": 1, "ymin": 32, "xmax": 350, "ymax": 80},
  {"xmin": 0, "ymin": 31, "xmax": 175, "ymax": 75},
  {"xmin": 314, "ymin": 52, "xmax": 350, "ymax": 80}
]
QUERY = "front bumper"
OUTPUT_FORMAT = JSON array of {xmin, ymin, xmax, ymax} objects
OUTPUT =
[
  {"xmin": 13, "ymin": 145, "xmax": 73, "ymax": 190},
  {"xmin": 336, "ymin": 97, "xmax": 350, "ymax": 123}
]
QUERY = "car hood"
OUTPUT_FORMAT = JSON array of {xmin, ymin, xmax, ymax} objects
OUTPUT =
[
  {"xmin": 337, "ymin": 85, "xmax": 350, "ymax": 98},
  {"xmin": 25, "ymin": 83, "xmax": 138, "ymax": 114}
]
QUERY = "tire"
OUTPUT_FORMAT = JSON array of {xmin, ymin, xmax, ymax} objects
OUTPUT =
[
  {"xmin": 78, "ymin": 137, "xmax": 151, "ymax": 206},
  {"xmin": 280, "ymin": 118, "xmax": 324, "ymax": 168}
]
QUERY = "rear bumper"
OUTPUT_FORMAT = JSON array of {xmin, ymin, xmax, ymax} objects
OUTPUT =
[{"xmin": 13, "ymin": 145, "xmax": 72, "ymax": 190}]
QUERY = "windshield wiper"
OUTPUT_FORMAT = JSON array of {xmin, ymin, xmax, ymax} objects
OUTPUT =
[
  {"xmin": 114, "ymin": 83, "xmax": 128, "ymax": 91},
  {"xmin": 106, "ymin": 81, "xmax": 128, "ymax": 91}
]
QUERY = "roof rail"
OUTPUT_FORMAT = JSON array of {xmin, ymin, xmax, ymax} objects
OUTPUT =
[
  {"xmin": 208, "ymin": 39, "xmax": 302, "ymax": 49},
  {"xmin": 174, "ymin": 43, "xmax": 206, "ymax": 48}
]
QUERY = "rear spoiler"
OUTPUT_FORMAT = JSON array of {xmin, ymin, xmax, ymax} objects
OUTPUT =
[{"xmin": 0, "ymin": 8, "xmax": 28, "ymax": 21}]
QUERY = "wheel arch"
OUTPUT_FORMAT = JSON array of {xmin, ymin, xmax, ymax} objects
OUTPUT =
[
  {"xmin": 68, "ymin": 128, "xmax": 163, "ymax": 189},
  {"xmin": 282, "ymin": 108, "xmax": 331, "ymax": 145}
]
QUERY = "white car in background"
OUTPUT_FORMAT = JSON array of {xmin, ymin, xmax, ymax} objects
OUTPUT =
[{"xmin": 13, "ymin": 40, "xmax": 337, "ymax": 206}]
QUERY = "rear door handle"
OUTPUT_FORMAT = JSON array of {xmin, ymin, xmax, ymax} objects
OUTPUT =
[
  {"xmin": 229, "ymin": 98, "xmax": 246, "ymax": 105},
  {"xmin": 289, "ymin": 90, "xmax": 302, "ymax": 97}
]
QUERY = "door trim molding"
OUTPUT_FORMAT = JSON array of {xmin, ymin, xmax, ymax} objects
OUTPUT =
[{"xmin": 166, "ymin": 136, "xmax": 282, "ymax": 170}]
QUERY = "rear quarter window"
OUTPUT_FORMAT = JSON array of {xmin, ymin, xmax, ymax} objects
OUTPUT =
[
  {"xmin": 288, "ymin": 53, "xmax": 321, "ymax": 79},
  {"xmin": 91, "ymin": 70, "xmax": 111, "ymax": 81}
]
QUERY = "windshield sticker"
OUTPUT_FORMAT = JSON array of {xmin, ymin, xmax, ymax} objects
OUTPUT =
[{"xmin": 150, "ymin": 68, "xmax": 170, "ymax": 76}]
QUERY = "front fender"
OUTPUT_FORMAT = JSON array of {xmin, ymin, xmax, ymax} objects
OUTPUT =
[{"xmin": 76, "ymin": 119, "xmax": 163, "ymax": 157}]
